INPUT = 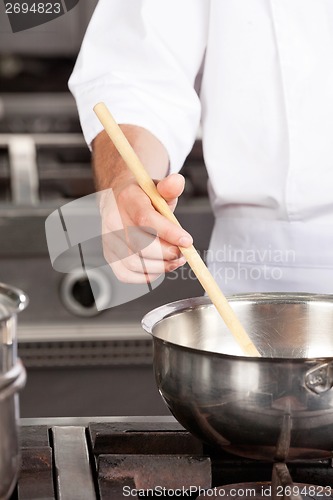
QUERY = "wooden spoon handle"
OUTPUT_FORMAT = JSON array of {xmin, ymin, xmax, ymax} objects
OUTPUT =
[{"xmin": 94, "ymin": 102, "xmax": 260, "ymax": 357}]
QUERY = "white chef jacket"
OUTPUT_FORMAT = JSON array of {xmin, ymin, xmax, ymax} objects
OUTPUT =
[{"xmin": 69, "ymin": 0, "xmax": 333, "ymax": 294}]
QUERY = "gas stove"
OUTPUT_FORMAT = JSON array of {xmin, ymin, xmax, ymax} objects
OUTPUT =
[{"xmin": 11, "ymin": 416, "xmax": 333, "ymax": 499}]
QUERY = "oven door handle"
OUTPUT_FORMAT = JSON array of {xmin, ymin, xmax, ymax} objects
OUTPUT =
[{"xmin": 8, "ymin": 135, "xmax": 39, "ymax": 206}]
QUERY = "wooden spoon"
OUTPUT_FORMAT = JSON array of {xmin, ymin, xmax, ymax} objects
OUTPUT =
[{"xmin": 94, "ymin": 102, "xmax": 260, "ymax": 357}]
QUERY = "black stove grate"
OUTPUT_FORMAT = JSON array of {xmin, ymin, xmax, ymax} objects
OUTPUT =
[{"xmin": 10, "ymin": 420, "xmax": 333, "ymax": 500}]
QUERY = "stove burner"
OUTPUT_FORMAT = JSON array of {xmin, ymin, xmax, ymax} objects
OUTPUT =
[{"xmin": 11, "ymin": 419, "xmax": 333, "ymax": 499}]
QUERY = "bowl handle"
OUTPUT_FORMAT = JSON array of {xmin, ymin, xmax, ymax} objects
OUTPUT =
[{"xmin": 304, "ymin": 362, "xmax": 333, "ymax": 395}]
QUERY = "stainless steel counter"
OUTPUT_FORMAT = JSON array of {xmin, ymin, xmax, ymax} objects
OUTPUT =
[{"xmin": 20, "ymin": 415, "xmax": 177, "ymax": 426}]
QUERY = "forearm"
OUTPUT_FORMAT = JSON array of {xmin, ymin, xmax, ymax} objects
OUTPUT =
[{"xmin": 92, "ymin": 125, "xmax": 169, "ymax": 190}]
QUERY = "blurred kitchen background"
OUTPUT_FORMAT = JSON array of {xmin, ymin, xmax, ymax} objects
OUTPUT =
[{"xmin": 0, "ymin": 0, "xmax": 213, "ymax": 417}]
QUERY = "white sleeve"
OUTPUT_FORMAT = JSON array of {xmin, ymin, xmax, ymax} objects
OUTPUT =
[{"xmin": 68, "ymin": 0, "xmax": 208, "ymax": 172}]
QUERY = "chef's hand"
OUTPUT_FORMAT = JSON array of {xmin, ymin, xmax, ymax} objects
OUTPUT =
[
  {"xmin": 93, "ymin": 128, "xmax": 193, "ymax": 283},
  {"xmin": 99, "ymin": 172, "xmax": 192, "ymax": 283}
]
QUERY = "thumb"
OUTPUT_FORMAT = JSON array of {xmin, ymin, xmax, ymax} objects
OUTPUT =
[{"xmin": 156, "ymin": 173, "xmax": 185, "ymax": 210}]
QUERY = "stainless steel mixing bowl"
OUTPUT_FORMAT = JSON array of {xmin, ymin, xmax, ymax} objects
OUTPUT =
[{"xmin": 142, "ymin": 293, "xmax": 333, "ymax": 461}]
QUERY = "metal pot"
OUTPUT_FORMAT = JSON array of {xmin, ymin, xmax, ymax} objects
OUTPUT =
[
  {"xmin": 0, "ymin": 283, "xmax": 27, "ymax": 373},
  {"xmin": 142, "ymin": 293, "xmax": 333, "ymax": 461},
  {"xmin": 0, "ymin": 283, "xmax": 27, "ymax": 500}
]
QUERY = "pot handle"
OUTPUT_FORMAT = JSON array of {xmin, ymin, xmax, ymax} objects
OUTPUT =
[{"xmin": 304, "ymin": 362, "xmax": 333, "ymax": 395}]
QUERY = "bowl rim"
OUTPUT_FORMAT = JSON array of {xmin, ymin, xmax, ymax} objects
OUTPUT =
[{"xmin": 142, "ymin": 292, "xmax": 333, "ymax": 361}]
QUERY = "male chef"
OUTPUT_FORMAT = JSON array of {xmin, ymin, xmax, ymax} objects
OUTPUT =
[{"xmin": 69, "ymin": 0, "xmax": 333, "ymax": 294}]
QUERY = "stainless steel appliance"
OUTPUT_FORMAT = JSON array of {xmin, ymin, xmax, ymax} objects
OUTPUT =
[
  {"xmin": 0, "ymin": 89, "xmax": 213, "ymax": 417},
  {"xmin": 0, "ymin": 283, "xmax": 27, "ymax": 500},
  {"xmin": 9, "ymin": 416, "xmax": 333, "ymax": 499}
]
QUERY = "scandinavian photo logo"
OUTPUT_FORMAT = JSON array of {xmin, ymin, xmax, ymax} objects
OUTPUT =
[
  {"xmin": 45, "ymin": 190, "xmax": 166, "ymax": 313},
  {"xmin": 3, "ymin": 0, "xmax": 80, "ymax": 33}
]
